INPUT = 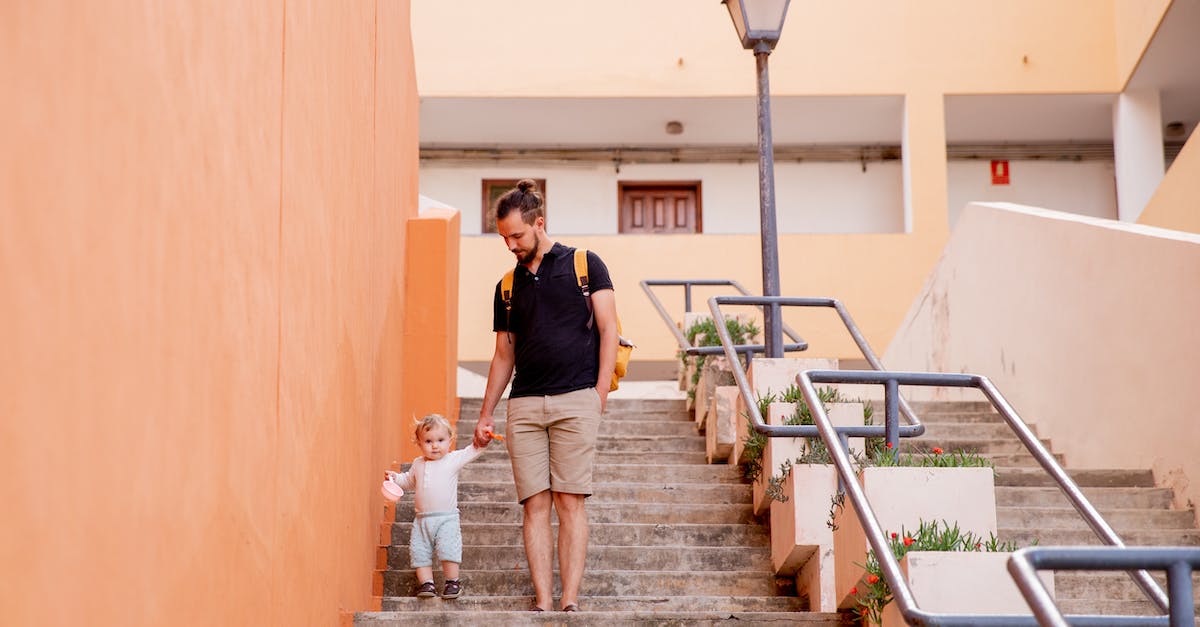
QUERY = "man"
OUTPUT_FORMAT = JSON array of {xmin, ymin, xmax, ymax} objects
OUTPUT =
[{"xmin": 473, "ymin": 179, "xmax": 619, "ymax": 613}]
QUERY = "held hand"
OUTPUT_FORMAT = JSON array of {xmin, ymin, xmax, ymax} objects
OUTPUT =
[{"xmin": 474, "ymin": 415, "xmax": 495, "ymax": 448}]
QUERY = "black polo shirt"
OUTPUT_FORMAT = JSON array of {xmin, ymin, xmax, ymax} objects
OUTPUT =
[{"xmin": 492, "ymin": 243, "xmax": 613, "ymax": 398}]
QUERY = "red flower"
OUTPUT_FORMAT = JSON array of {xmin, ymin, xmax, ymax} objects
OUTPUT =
[
  {"xmin": 932, "ymin": 447, "xmax": 944, "ymax": 455},
  {"xmin": 866, "ymin": 574, "xmax": 880, "ymax": 584},
  {"xmin": 849, "ymin": 586, "xmax": 858, "ymax": 595},
  {"xmin": 885, "ymin": 441, "xmax": 893, "ymax": 449},
  {"xmin": 903, "ymin": 536, "xmax": 914, "ymax": 547},
  {"xmin": 976, "ymin": 542, "xmax": 982, "ymax": 549},
  {"xmin": 890, "ymin": 532, "xmax": 898, "ymax": 539}
]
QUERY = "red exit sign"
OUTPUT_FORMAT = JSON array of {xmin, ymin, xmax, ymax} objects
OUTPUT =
[{"xmin": 991, "ymin": 160, "xmax": 1011, "ymax": 185}]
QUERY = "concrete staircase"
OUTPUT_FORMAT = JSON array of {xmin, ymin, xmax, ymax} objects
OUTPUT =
[
  {"xmin": 357, "ymin": 396, "xmax": 850, "ymax": 626},
  {"xmin": 356, "ymin": 396, "xmax": 1199, "ymax": 625},
  {"xmin": 900, "ymin": 401, "xmax": 1200, "ymax": 617}
]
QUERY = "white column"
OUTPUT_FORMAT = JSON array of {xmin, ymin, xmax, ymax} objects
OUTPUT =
[{"xmin": 1112, "ymin": 89, "xmax": 1166, "ymax": 222}]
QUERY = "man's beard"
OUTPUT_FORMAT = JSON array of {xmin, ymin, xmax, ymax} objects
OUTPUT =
[{"xmin": 517, "ymin": 231, "xmax": 541, "ymax": 264}]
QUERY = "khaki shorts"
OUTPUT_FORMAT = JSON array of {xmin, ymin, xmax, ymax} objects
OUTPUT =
[{"xmin": 505, "ymin": 387, "xmax": 602, "ymax": 503}]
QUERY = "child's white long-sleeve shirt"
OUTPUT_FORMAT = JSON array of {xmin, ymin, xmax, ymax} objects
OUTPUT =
[{"xmin": 394, "ymin": 444, "xmax": 486, "ymax": 514}]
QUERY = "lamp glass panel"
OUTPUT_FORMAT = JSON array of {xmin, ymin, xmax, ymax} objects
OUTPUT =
[
  {"xmin": 724, "ymin": 0, "xmax": 748, "ymax": 40},
  {"xmin": 745, "ymin": 0, "xmax": 788, "ymax": 34}
]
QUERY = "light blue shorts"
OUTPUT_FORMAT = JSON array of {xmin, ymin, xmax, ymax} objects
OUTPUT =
[{"xmin": 409, "ymin": 511, "xmax": 463, "ymax": 568}]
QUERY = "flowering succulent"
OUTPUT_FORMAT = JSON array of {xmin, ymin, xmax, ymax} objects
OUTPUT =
[
  {"xmin": 866, "ymin": 443, "xmax": 994, "ymax": 469},
  {"xmin": 850, "ymin": 520, "xmax": 1028, "ymax": 624}
]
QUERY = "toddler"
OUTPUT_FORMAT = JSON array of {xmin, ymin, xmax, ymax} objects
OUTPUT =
[{"xmin": 384, "ymin": 413, "xmax": 492, "ymax": 599}]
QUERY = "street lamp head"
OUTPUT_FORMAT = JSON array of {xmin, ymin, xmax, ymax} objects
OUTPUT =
[{"xmin": 722, "ymin": 0, "xmax": 791, "ymax": 51}]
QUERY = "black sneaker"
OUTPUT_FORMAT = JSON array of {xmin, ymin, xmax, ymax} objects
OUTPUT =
[
  {"xmin": 415, "ymin": 581, "xmax": 437, "ymax": 598},
  {"xmin": 441, "ymin": 579, "xmax": 462, "ymax": 599}
]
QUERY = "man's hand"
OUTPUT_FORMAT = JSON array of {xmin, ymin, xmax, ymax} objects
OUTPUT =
[
  {"xmin": 474, "ymin": 414, "xmax": 495, "ymax": 448},
  {"xmin": 595, "ymin": 385, "xmax": 609, "ymax": 415}
]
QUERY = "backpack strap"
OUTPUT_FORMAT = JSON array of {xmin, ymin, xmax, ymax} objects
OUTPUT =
[
  {"xmin": 501, "ymin": 269, "xmax": 515, "ymax": 343},
  {"xmin": 501, "ymin": 269, "xmax": 515, "ymax": 312},
  {"xmin": 574, "ymin": 248, "xmax": 594, "ymax": 329},
  {"xmin": 574, "ymin": 248, "xmax": 590, "ymax": 297}
]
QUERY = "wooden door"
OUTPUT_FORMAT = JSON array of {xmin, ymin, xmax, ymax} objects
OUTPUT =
[{"xmin": 619, "ymin": 182, "xmax": 701, "ymax": 234}]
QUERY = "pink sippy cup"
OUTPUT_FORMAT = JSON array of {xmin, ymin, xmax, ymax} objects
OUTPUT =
[{"xmin": 381, "ymin": 471, "xmax": 404, "ymax": 502}]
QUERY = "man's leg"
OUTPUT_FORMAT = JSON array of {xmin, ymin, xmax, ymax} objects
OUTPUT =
[
  {"xmin": 553, "ymin": 491, "xmax": 588, "ymax": 609},
  {"xmin": 522, "ymin": 490, "xmax": 554, "ymax": 610}
]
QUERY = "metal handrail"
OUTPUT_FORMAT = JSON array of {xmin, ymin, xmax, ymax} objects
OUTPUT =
[
  {"xmin": 639, "ymin": 279, "xmax": 805, "ymax": 354},
  {"xmin": 795, "ymin": 369, "xmax": 1172, "ymax": 626},
  {"xmin": 707, "ymin": 295, "xmax": 923, "ymax": 451},
  {"xmin": 1009, "ymin": 547, "xmax": 1200, "ymax": 627}
]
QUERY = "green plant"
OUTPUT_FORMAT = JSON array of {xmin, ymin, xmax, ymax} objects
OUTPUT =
[
  {"xmin": 764, "ymin": 459, "xmax": 792, "ymax": 504},
  {"xmin": 750, "ymin": 385, "xmax": 874, "ymax": 492},
  {"xmin": 681, "ymin": 316, "xmax": 760, "ymax": 401},
  {"xmin": 739, "ymin": 392, "xmax": 775, "ymax": 482},
  {"xmin": 863, "ymin": 444, "xmax": 995, "ymax": 469},
  {"xmin": 849, "ymin": 520, "xmax": 1032, "ymax": 624}
]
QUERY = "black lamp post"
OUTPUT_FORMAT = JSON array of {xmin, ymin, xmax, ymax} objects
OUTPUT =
[{"xmin": 722, "ymin": 0, "xmax": 791, "ymax": 359}]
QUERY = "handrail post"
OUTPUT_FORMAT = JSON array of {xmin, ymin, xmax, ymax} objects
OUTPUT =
[
  {"xmin": 1167, "ymin": 561, "xmax": 1194, "ymax": 626},
  {"xmin": 884, "ymin": 378, "xmax": 900, "ymax": 459},
  {"xmin": 684, "ymin": 283, "xmax": 693, "ymax": 313}
]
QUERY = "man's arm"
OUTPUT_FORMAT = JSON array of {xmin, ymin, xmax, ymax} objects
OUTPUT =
[
  {"xmin": 590, "ymin": 288, "xmax": 618, "ymax": 414},
  {"xmin": 474, "ymin": 332, "xmax": 515, "ymax": 447}
]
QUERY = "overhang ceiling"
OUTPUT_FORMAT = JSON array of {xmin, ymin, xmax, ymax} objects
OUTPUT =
[{"xmin": 419, "ymin": 2, "xmax": 1199, "ymax": 149}]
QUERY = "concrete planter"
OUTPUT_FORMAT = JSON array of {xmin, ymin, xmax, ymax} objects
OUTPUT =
[
  {"xmin": 768, "ymin": 464, "xmax": 840, "ymax": 612},
  {"xmin": 877, "ymin": 552, "xmax": 1054, "ymax": 626},
  {"xmin": 751, "ymin": 401, "xmax": 866, "ymax": 515},
  {"xmin": 833, "ymin": 466, "xmax": 998, "ymax": 609},
  {"xmin": 694, "ymin": 356, "xmax": 733, "ymax": 433},
  {"xmin": 731, "ymin": 357, "xmax": 838, "ymax": 465},
  {"xmin": 705, "ymin": 385, "xmax": 739, "ymax": 463}
]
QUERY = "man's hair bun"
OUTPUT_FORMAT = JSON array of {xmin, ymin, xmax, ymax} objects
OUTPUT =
[{"xmin": 516, "ymin": 179, "xmax": 538, "ymax": 194}]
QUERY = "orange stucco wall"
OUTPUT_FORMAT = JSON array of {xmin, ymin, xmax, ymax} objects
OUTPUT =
[
  {"xmin": 1, "ymin": 1, "xmax": 422, "ymax": 625},
  {"xmin": 399, "ymin": 208, "xmax": 462, "ymax": 462}
]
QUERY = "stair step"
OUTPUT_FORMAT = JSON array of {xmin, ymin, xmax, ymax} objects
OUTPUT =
[
  {"xmin": 902, "ymin": 423, "xmax": 1016, "ymax": 439},
  {"xmin": 998, "ymin": 507, "xmax": 1196, "ymax": 530},
  {"xmin": 459, "ymin": 398, "xmax": 688, "ymax": 415},
  {"xmin": 390, "ymin": 522, "xmax": 769, "ymax": 547},
  {"xmin": 880, "ymin": 401, "xmax": 995, "ymax": 414},
  {"xmin": 460, "ymin": 463, "xmax": 744, "ymax": 484},
  {"xmin": 474, "ymin": 449, "xmax": 711, "ymax": 465},
  {"xmin": 994, "ymin": 468, "xmax": 1155, "ymax": 488},
  {"xmin": 980, "ymin": 452, "xmax": 1065, "ymax": 467},
  {"xmin": 1055, "ymin": 598, "xmax": 1199, "ymax": 616},
  {"xmin": 458, "ymin": 419, "xmax": 700, "ymax": 438},
  {"xmin": 380, "ymin": 595, "xmax": 806, "ymax": 613},
  {"xmin": 458, "ymin": 410, "xmax": 694, "ymax": 426},
  {"xmin": 392, "ymin": 502, "xmax": 757, "ymax": 525},
  {"xmin": 386, "ymin": 545, "xmax": 772, "ymax": 572},
  {"xmin": 995, "ymin": 487, "xmax": 1174, "ymax": 509},
  {"xmin": 357, "ymin": 609, "xmax": 849, "ymax": 626},
  {"xmin": 1056, "ymin": 571, "xmax": 1200, "ymax": 602},
  {"xmin": 381, "ymin": 569, "xmax": 790, "ymax": 597},
  {"xmin": 427, "ymin": 434, "xmax": 708, "ymax": 455},
  {"xmin": 598, "ymin": 435, "xmax": 707, "ymax": 453},
  {"xmin": 909, "ymin": 412, "xmax": 1004, "ymax": 424},
  {"xmin": 898, "ymin": 438, "xmax": 1051, "ymax": 455},
  {"xmin": 455, "ymin": 481, "xmax": 750, "ymax": 504},
  {"xmin": 998, "ymin": 527, "xmax": 1200, "ymax": 546}
]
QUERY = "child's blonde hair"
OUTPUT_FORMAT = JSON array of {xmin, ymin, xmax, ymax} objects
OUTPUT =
[{"xmin": 413, "ymin": 413, "xmax": 454, "ymax": 441}]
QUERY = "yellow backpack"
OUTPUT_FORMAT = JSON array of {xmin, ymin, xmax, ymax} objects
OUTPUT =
[{"xmin": 500, "ymin": 248, "xmax": 634, "ymax": 391}]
